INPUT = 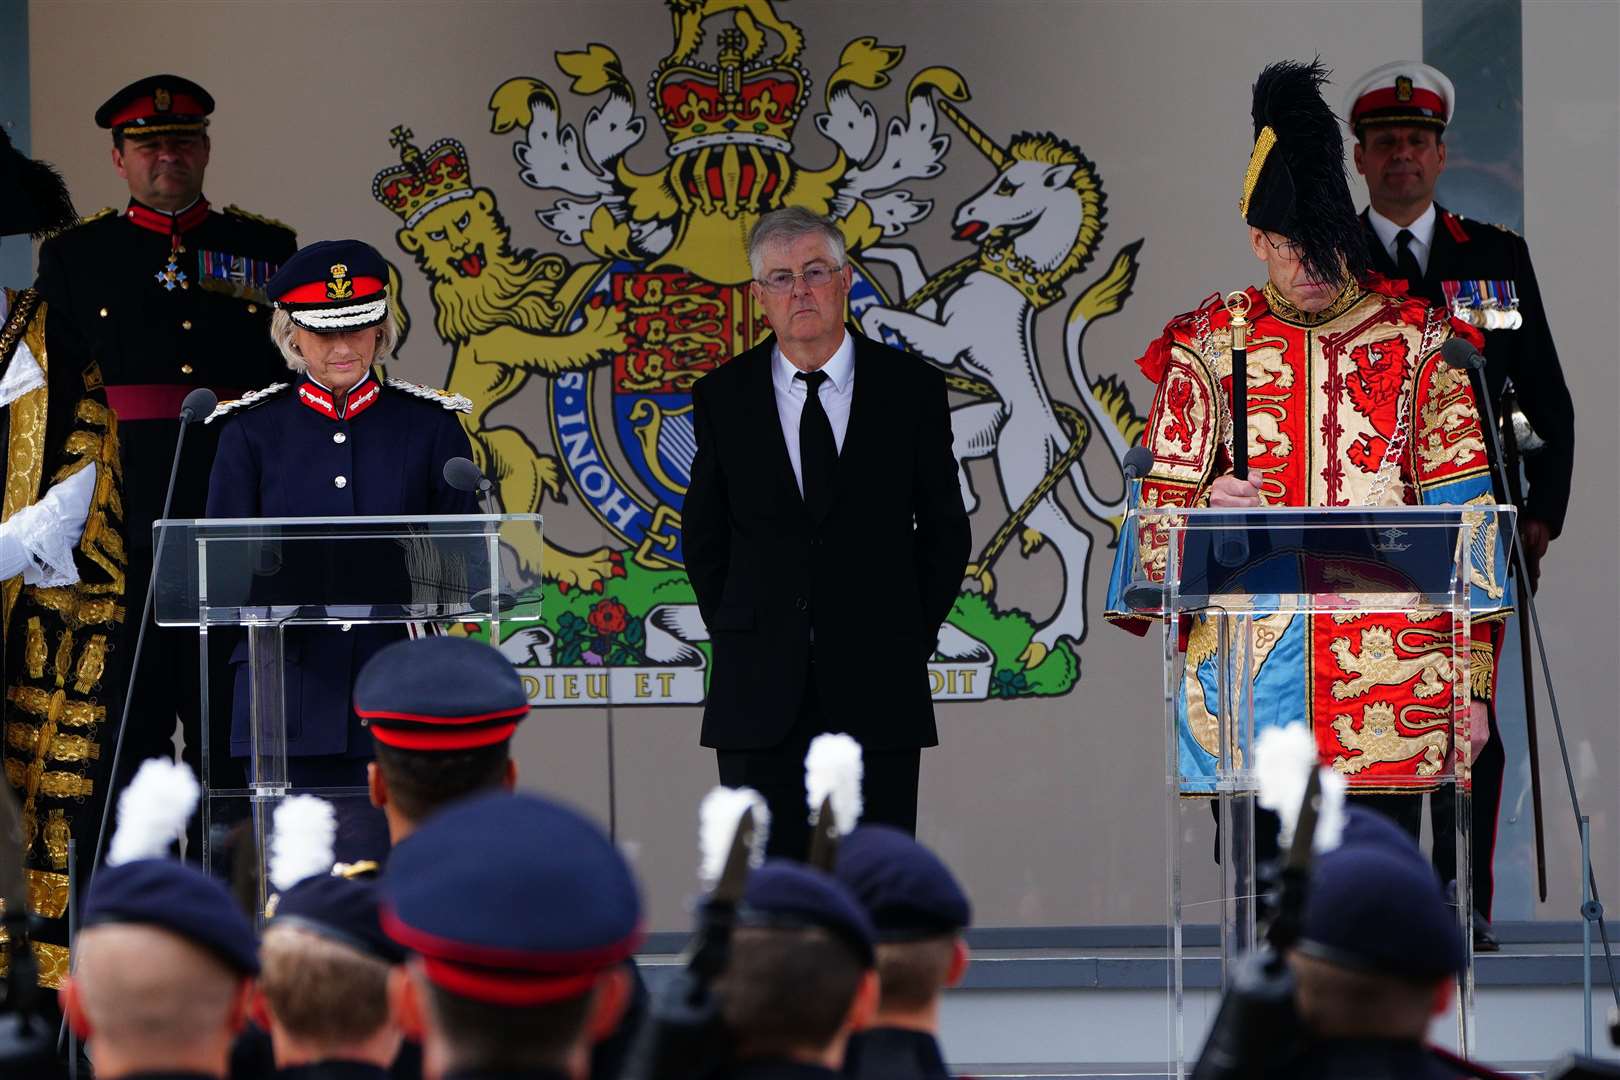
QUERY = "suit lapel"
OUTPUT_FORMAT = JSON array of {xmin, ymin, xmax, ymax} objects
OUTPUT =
[
  {"xmin": 1425, "ymin": 203, "xmax": 1463, "ymax": 293},
  {"xmin": 1360, "ymin": 210, "xmax": 1400, "ymax": 279}
]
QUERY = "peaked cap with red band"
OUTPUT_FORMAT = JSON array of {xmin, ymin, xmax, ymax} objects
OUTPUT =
[
  {"xmin": 269, "ymin": 238, "xmax": 390, "ymax": 333},
  {"xmin": 356, "ymin": 636, "xmax": 528, "ymax": 751},
  {"xmin": 381, "ymin": 791, "xmax": 643, "ymax": 1005},
  {"xmin": 1345, "ymin": 60, "xmax": 1455, "ymax": 136},
  {"xmin": 96, "ymin": 74, "xmax": 214, "ymax": 136}
]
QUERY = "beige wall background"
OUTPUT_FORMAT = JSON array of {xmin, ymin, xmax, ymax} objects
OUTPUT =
[{"xmin": 28, "ymin": 0, "xmax": 1618, "ymax": 932}]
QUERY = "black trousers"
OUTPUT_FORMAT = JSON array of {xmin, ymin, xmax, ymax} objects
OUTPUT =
[{"xmin": 716, "ymin": 675, "xmax": 920, "ymax": 860}]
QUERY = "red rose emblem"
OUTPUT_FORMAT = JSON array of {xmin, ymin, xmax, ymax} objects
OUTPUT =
[{"xmin": 587, "ymin": 598, "xmax": 629, "ymax": 635}]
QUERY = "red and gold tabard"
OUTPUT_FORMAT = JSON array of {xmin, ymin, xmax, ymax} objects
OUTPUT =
[{"xmin": 1108, "ymin": 277, "xmax": 1507, "ymax": 792}]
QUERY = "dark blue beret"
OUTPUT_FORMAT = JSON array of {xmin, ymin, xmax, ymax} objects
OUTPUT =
[
  {"xmin": 741, "ymin": 860, "xmax": 876, "ymax": 966},
  {"xmin": 355, "ymin": 637, "xmax": 528, "ymax": 751},
  {"xmin": 270, "ymin": 874, "xmax": 407, "ymax": 965},
  {"xmin": 84, "ymin": 859, "xmax": 259, "ymax": 975},
  {"xmin": 1298, "ymin": 840, "xmax": 1465, "ymax": 981},
  {"xmin": 835, "ymin": 826, "xmax": 971, "ymax": 941},
  {"xmin": 381, "ymin": 792, "xmax": 641, "ymax": 1005},
  {"xmin": 268, "ymin": 239, "xmax": 390, "ymax": 332}
]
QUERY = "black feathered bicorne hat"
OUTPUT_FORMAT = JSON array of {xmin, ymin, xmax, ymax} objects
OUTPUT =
[
  {"xmin": 0, "ymin": 125, "xmax": 78, "ymax": 239},
  {"xmin": 1239, "ymin": 60, "xmax": 1369, "ymax": 287}
]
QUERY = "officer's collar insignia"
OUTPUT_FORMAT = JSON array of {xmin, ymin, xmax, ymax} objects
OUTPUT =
[
  {"xmin": 299, "ymin": 373, "xmax": 381, "ymax": 421},
  {"xmin": 326, "ymin": 264, "xmax": 354, "ymax": 300},
  {"xmin": 125, "ymin": 196, "xmax": 210, "ymax": 238},
  {"xmin": 154, "ymin": 87, "xmax": 172, "ymax": 112},
  {"xmin": 1395, "ymin": 76, "xmax": 1414, "ymax": 102}
]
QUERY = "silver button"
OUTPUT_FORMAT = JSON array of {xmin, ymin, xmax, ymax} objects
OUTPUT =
[
  {"xmin": 333, "ymin": 432, "xmax": 347, "ymax": 444},
  {"xmin": 334, "ymin": 476, "xmax": 348, "ymax": 489}
]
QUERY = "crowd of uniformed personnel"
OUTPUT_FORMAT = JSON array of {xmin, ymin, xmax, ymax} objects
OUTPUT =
[{"xmin": 0, "ymin": 50, "xmax": 1584, "ymax": 1080}]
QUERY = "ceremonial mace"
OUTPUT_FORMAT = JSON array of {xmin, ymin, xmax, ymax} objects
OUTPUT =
[{"xmin": 1215, "ymin": 291, "xmax": 1251, "ymax": 567}]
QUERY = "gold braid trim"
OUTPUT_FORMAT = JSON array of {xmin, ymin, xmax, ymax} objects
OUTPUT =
[
  {"xmin": 1, "ymin": 290, "xmax": 48, "ymax": 631},
  {"xmin": 0, "ymin": 937, "xmax": 70, "ymax": 989},
  {"xmin": 1239, "ymin": 125, "xmax": 1278, "ymax": 217},
  {"xmin": 1470, "ymin": 639, "xmax": 1496, "ymax": 700}
]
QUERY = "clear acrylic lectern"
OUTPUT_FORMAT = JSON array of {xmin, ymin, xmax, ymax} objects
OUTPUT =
[
  {"xmin": 1111, "ymin": 504, "xmax": 1516, "ymax": 1077},
  {"xmin": 152, "ymin": 513, "xmax": 542, "ymax": 910}
]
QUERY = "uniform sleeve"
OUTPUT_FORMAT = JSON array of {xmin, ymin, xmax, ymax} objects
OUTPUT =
[
  {"xmin": 681, "ymin": 376, "xmax": 729, "ymax": 624},
  {"xmin": 910, "ymin": 364, "xmax": 971, "ymax": 658},
  {"xmin": 429, "ymin": 410, "xmax": 481, "ymax": 515},
  {"xmin": 1505, "ymin": 234, "xmax": 1575, "ymax": 536},
  {"xmin": 205, "ymin": 418, "xmax": 261, "ymax": 518}
]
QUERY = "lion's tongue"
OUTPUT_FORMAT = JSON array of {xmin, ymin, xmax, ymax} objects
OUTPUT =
[
  {"xmin": 954, "ymin": 221, "xmax": 986, "ymax": 241},
  {"xmin": 459, "ymin": 251, "xmax": 484, "ymax": 276}
]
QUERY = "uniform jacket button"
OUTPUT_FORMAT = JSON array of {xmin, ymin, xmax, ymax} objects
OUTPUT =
[
  {"xmin": 98, "ymin": 307, "xmax": 109, "ymax": 318},
  {"xmin": 333, "ymin": 432, "xmax": 347, "ymax": 444},
  {"xmin": 181, "ymin": 319, "xmax": 193, "ymax": 330},
  {"xmin": 795, "ymin": 597, "xmax": 808, "ymax": 611},
  {"xmin": 180, "ymin": 363, "xmax": 194, "ymax": 375},
  {"xmin": 247, "ymin": 303, "xmax": 259, "ymax": 314},
  {"xmin": 334, "ymin": 476, "xmax": 348, "ymax": 489}
]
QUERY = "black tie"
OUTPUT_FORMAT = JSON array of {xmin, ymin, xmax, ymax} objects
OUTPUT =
[
  {"xmin": 1395, "ymin": 228, "xmax": 1424, "ymax": 288},
  {"xmin": 795, "ymin": 369, "xmax": 837, "ymax": 515}
]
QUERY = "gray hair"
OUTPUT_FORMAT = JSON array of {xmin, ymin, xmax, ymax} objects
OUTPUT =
[
  {"xmin": 746, "ymin": 207, "xmax": 845, "ymax": 279},
  {"xmin": 270, "ymin": 301, "xmax": 400, "ymax": 372}
]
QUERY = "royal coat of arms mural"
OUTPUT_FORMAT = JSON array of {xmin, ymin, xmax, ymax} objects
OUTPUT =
[{"xmin": 369, "ymin": 0, "xmax": 1147, "ymax": 707}]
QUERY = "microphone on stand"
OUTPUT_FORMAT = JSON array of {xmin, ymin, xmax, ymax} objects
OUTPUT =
[
  {"xmin": 442, "ymin": 457, "xmax": 509, "ymax": 614},
  {"xmin": 1120, "ymin": 447, "xmax": 1168, "ymax": 613},
  {"xmin": 69, "ymin": 387, "xmax": 217, "ymax": 1053},
  {"xmin": 443, "ymin": 456, "xmax": 496, "ymax": 515}
]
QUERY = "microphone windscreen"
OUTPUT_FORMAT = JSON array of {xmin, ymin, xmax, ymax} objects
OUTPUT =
[
  {"xmin": 443, "ymin": 456, "xmax": 485, "ymax": 493},
  {"xmin": 179, "ymin": 387, "xmax": 218, "ymax": 421},
  {"xmin": 1440, "ymin": 336, "xmax": 1485, "ymax": 371},
  {"xmin": 1123, "ymin": 446, "xmax": 1156, "ymax": 480}
]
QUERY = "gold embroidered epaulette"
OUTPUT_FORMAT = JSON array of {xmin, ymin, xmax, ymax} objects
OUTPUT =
[
  {"xmin": 386, "ymin": 376, "xmax": 472, "ymax": 414},
  {"xmin": 73, "ymin": 207, "xmax": 117, "ymax": 227},
  {"xmin": 205, "ymin": 382, "xmax": 289, "ymax": 424},
  {"xmin": 223, "ymin": 204, "xmax": 296, "ymax": 234}
]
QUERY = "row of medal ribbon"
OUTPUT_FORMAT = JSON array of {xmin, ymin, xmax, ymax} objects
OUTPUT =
[{"xmin": 1441, "ymin": 279, "xmax": 1524, "ymax": 330}]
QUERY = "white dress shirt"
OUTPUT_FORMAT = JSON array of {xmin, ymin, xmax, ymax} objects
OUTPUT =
[
  {"xmin": 0, "ymin": 290, "xmax": 95, "ymax": 586},
  {"xmin": 771, "ymin": 330, "xmax": 855, "ymax": 498},
  {"xmin": 1367, "ymin": 202, "xmax": 1437, "ymax": 277}
]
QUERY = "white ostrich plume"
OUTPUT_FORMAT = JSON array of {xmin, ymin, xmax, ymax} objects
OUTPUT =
[
  {"xmin": 106, "ymin": 757, "xmax": 200, "ymax": 866},
  {"xmin": 805, "ymin": 733, "xmax": 864, "ymax": 836},
  {"xmin": 697, "ymin": 786, "xmax": 770, "ymax": 887},
  {"xmin": 269, "ymin": 795, "xmax": 338, "ymax": 893},
  {"xmin": 1254, "ymin": 723, "xmax": 1346, "ymax": 853}
]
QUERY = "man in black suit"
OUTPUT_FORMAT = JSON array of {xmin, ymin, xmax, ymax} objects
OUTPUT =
[
  {"xmin": 1346, "ymin": 62, "xmax": 1577, "ymax": 944},
  {"xmin": 684, "ymin": 207, "xmax": 970, "ymax": 858}
]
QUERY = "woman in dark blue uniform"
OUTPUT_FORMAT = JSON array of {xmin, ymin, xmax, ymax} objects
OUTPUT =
[{"xmin": 205, "ymin": 239, "xmax": 477, "ymax": 846}]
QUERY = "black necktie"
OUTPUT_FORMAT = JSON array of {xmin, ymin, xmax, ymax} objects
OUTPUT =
[
  {"xmin": 1395, "ymin": 228, "xmax": 1424, "ymax": 288},
  {"xmin": 795, "ymin": 369, "xmax": 837, "ymax": 514}
]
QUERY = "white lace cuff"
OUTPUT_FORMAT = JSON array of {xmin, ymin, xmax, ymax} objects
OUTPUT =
[{"xmin": 4, "ymin": 462, "xmax": 98, "ymax": 587}]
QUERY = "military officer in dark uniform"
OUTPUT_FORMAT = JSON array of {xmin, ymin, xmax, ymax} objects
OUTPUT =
[
  {"xmin": 1347, "ymin": 61, "xmax": 1575, "ymax": 947},
  {"xmin": 204, "ymin": 240, "xmax": 477, "ymax": 848},
  {"xmin": 835, "ymin": 826, "xmax": 972, "ymax": 1080},
  {"xmin": 34, "ymin": 74, "xmax": 297, "ymax": 810},
  {"xmin": 381, "ymin": 791, "xmax": 643, "ymax": 1080}
]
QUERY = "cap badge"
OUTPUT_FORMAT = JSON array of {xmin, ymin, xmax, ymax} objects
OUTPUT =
[
  {"xmin": 154, "ymin": 86, "xmax": 172, "ymax": 112},
  {"xmin": 327, "ymin": 263, "xmax": 353, "ymax": 300},
  {"xmin": 1395, "ymin": 76, "xmax": 1414, "ymax": 102}
]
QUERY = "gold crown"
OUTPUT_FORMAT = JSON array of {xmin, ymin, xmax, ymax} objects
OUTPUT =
[
  {"xmin": 1363, "ymin": 702, "xmax": 1397, "ymax": 725},
  {"xmin": 372, "ymin": 125, "xmax": 476, "ymax": 228},
  {"xmin": 649, "ymin": 29, "xmax": 808, "ymax": 155}
]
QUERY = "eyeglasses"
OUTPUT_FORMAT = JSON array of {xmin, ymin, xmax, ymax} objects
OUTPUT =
[
  {"xmin": 1262, "ymin": 233, "xmax": 1303, "ymax": 259},
  {"xmin": 756, "ymin": 263, "xmax": 841, "ymax": 294}
]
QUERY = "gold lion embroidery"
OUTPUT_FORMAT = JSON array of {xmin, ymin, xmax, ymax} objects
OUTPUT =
[
  {"xmin": 1328, "ymin": 626, "xmax": 1452, "ymax": 700},
  {"xmin": 1331, "ymin": 702, "xmax": 1449, "ymax": 777},
  {"xmin": 1418, "ymin": 367, "xmax": 1484, "ymax": 471}
]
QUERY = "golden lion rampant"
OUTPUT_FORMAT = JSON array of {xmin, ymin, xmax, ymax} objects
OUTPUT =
[
  {"xmin": 1328, "ymin": 626, "xmax": 1452, "ymax": 701},
  {"xmin": 398, "ymin": 189, "xmax": 629, "ymax": 592},
  {"xmin": 1331, "ymin": 702, "xmax": 1449, "ymax": 777}
]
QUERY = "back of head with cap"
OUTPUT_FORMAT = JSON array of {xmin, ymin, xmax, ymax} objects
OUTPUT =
[
  {"xmin": 1288, "ymin": 832, "xmax": 1464, "ymax": 1041},
  {"xmin": 835, "ymin": 825, "xmax": 973, "ymax": 1018},
  {"xmin": 717, "ymin": 859, "xmax": 880, "ymax": 1066},
  {"xmin": 65, "ymin": 759, "xmax": 257, "ymax": 1076},
  {"xmin": 357, "ymin": 637, "xmax": 528, "ymax": 839},
  {"xmin": 382, "ymin": 791, "xmax": 642, "ymax": 1076}
]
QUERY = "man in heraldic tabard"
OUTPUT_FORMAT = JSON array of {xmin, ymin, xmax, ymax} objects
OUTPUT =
[
  {"xmin": 1107, "ymin": 61, "xmax": 1509, "ymax": 852},
  {"xmin": 0, "ymin": 128, "xmax": 126, "ymax": 988}
]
